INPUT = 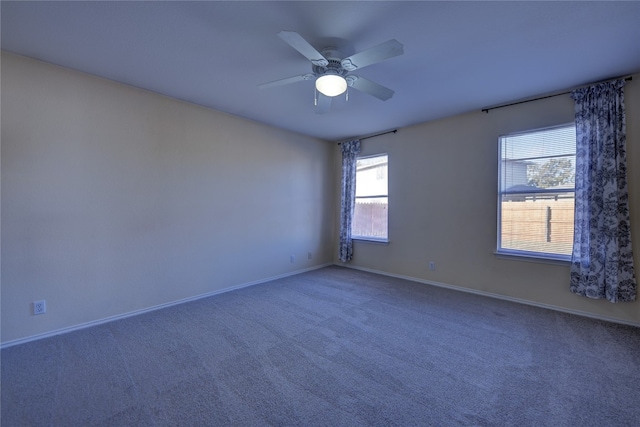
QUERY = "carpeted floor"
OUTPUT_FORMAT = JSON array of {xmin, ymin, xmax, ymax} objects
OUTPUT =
[{"xmin": 2, "ymin": 266, "xmax": 639, "ymax": 426}]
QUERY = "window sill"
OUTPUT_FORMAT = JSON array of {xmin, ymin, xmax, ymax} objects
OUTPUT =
[
  {"xmin": 494, "ymin": 251, "xmax": 570, "ymax": 266},
  {"xmin": 353, "ymin": 237, "xmax": 389, "ymax": 245}
]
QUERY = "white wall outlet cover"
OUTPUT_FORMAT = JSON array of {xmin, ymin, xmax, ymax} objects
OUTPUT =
[{"xmin": 33, "ymin": 300, "xmax": 46, "ymax": 315}]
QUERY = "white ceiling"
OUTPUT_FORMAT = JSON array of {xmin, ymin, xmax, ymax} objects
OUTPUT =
[{"xmin": 2, "ymin": 1, "xmax": 640, "ymax": 141}]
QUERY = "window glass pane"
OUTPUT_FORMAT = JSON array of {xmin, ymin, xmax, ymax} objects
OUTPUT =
[
  {"xmin": 355, "ymin": 156, "xmax": 388, "ymax": 197},
  {"xmin": 498, "ymin": 125, "xmax": 575, "ymax": 258},
  {"xmin": 500, "ymin": 193, "xmax": 575, "ymax": 256},
  {"xmin": 353, "ymin": 197, "xmax": 388, "ymax": 240},
  {"xmin": 500, "ymin": 126, "xmax": 575, "ymax": 192}
]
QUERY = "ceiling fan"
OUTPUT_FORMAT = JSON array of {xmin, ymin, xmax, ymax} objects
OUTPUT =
[{"xmin": 259, "ymin": 31, "xmax": 404, "ymax": 114}]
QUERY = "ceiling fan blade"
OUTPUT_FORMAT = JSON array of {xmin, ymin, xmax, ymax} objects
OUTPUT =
[
  {"xmin": 259, "ymin": 73, "xmax": 314, "ymax": 89},
  {"xmin": 348, "ymin": 76, "xmax": 395, "ymax": 101},
  {"xmin": 315, "ymin": 92, "xmax": 332, "ymax": 114},
  {"xmin": 277, "ymin": 31, "xmax": 328, "ymax": 67},
  {"xmin": 341, "ymin": 39, "xmax": 404, "ymax": 71}
]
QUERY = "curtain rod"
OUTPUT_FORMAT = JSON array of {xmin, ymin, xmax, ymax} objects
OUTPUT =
[
  {"xmin": 481, "ymin": 75, "xmax": 633, "ymax": 113},
  {"xmin": 337, "ymin": 129, "xmax": 397, "ymax": 145}
]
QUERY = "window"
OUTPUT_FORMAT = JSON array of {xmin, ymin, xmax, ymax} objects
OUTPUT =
[
  {"xmin": 498, "ymin": 124, "xmax": 576, "ymax": 260},
  {"xmin": 352, "ymin": 154, "xmax": 388, "ymax": 241}
]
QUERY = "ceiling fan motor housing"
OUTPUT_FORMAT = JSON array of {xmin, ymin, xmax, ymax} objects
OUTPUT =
[{"xmin": 313, "ymin": 47, "xmax": 348, "ymax": 78}]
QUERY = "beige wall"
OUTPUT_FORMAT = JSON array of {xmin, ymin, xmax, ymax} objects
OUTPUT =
[
  {"xmin": 1, "ymin": 52, "xmax": 336, "ymax": 344},
  {"xmin": 337, "ymin": 74, "xmax": 640, "ymax": 325}
]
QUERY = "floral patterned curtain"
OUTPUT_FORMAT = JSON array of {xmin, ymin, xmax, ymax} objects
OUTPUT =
[
  {"xmin": 338, "ymin": 139, "xmax": 361, "ymax": 262},
  {"xmin": 570, "ymin": 79, "xmax": 637, "ymax": 302}
]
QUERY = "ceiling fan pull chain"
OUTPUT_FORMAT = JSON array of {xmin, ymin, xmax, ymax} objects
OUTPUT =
[
  {"xmin": 314, "ymin": 87, "xmax": 318, "ymax": 106},
  {"xmin": 346, "ymin": 87, "xmax": 349, "ymax": 102}
]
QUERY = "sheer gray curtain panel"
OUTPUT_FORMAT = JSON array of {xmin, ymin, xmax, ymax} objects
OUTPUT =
[
  {"xmin": 338, "ymin": 139, "xmax": 361, "ymax": 262},
  {"xmin": 570, "ymin": 79, "xmax": 637, "ymax": 302}
]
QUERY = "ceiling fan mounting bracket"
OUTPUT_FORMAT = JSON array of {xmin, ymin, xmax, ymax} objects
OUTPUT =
[{"xmin": 319, "ymin": 47, "xmax": 342, "ymax": 61}]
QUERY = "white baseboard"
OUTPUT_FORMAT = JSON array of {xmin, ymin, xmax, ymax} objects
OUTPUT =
[
  {"xmin": 1, "ymin": 263, "xmax": 333, "ymax": 349},
  {"xmin": 338, "ymin": 263, "xmax": 640, "ymax": 328}
]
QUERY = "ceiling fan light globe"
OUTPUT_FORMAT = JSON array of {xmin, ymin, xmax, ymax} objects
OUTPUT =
[{"xmin": 316, "ymin": 75, "xmax": 347, "ymax": 97}]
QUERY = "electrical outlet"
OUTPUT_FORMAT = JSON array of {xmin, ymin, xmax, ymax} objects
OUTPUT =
[
  {"xmin": 33, "ymin": 300, "xmax": 46, "ymax": 315},
  {"xmin": 429, "ymin": 262, "xmax": 436, "ymax": 271},
  {"xmin": 308, "ymin": 252, "xmax": 312, "ymax": 260},
  {"xmin": 290, "ymin": 255, "xmax": 295, "ymax": 263}
]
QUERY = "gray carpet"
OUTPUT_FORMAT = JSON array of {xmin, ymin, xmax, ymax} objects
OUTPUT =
[{"xmin": 2, "ymin": 266, "xmax": 639, "ymax": 426}]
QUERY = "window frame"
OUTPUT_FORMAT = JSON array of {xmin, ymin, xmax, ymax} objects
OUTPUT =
[
  {"xmin": 496, "ymin": 123, "xmax": 576, "ymax": 262},
  {"xmin": 352, "ymin": 153, "xmax": 389, "ymax": 243}
]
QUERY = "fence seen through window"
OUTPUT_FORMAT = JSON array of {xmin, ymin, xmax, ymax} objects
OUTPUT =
[{"xmin": 352, "ymin": 154, "xmax": 388, "ymax": 241}]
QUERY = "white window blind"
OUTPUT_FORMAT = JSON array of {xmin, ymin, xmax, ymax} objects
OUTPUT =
[{"xmin": 498, "ymin": 124, "xmax": 576, "ymax": 259}]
